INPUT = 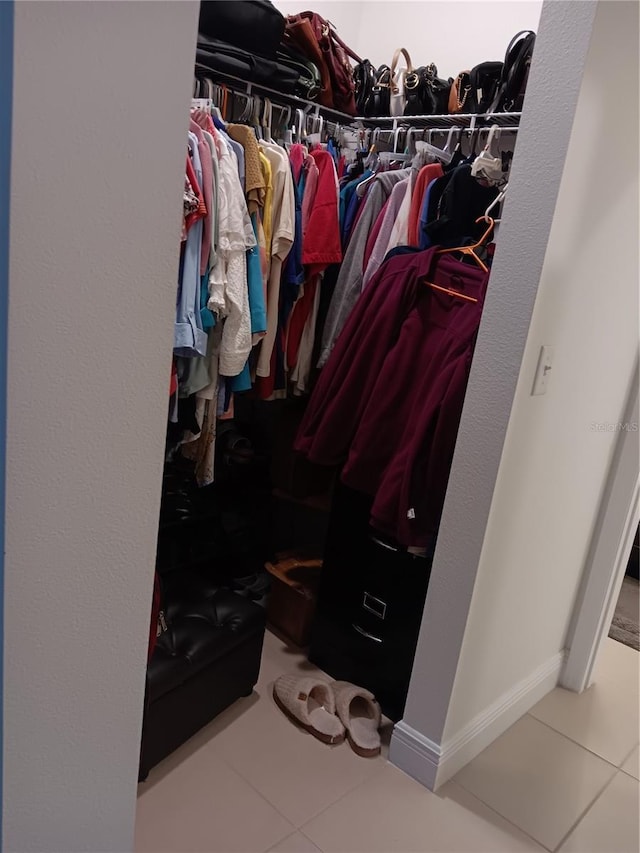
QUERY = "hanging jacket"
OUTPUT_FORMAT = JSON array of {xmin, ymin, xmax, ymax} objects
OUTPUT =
[{"xmin": 296, "ymin": 248, "xmax": 488, "ymax": 546}]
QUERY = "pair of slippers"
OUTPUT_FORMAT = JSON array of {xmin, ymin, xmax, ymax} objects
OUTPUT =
[{"xmin": 273, "ymin": 674, "xmax": 382, "ymax": 758}]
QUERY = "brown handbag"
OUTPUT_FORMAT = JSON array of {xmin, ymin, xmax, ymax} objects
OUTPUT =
[
  {"xmin": 284, "ymin": 16, "xmax": 333, "ymax": 108},
  {"xmin": 286, "ymin": 11, "xmax": 362, "ymax": 115},
  {"xmin": 449, "ymin": 70, "xmax": 473, "ymax": 113}
]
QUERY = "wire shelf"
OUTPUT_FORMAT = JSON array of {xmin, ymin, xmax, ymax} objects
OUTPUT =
[
  {"xmin": 194, "ymin": 66, "xmax": 357, "ymax": 125},
  {"xmin": 355, "ymin": 112, "xmax": 522, "ymax": 129}
]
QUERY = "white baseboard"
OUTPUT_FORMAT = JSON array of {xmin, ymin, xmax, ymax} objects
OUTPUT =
[{"xmin": 390, "ymin": 650, "xmax": 566, "ymax": 791}]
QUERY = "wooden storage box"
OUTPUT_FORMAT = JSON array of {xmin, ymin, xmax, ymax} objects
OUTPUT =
[{"xmin": 265, "ymin": 552, "xmax": 322, "ymax": 647}]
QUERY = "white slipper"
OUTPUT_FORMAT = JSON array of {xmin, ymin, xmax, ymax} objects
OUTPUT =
[
  {"xmin": 332, "ymin": 680, "xmax": 382, "ymax": 757},
  {"xmin": 273, "ymin": 675, "xmax": 345, "ymax": 745}
]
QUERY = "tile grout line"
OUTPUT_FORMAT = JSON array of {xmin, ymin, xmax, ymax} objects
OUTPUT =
[
  {"xmin": 208, "ymin": 749, "xmax": 297, "ymax": 849},
  {"xmin": 550, "ymin": 770, "xmax": 621, "ymax": 853},
  {"xmin": 297, "ymin": 826, "xmax": 324, "ymax": 852},
  {"xmin": 445, "ymin": 780, "xmax": 551, "ymax": 852},
  {"xmin": 210, "ymin": 716, "xmax": 389, "ymax": 835},
  {"xmin": 618, "ymin": 741, "xmax": 640, "ymax": 778},
  {"xmin": 525, "ymin": 712, "xmax": 636, "ymax": 770},
  {"xmin": 296, "ymin": 761, "xmax": 390, "ymax": 832}
]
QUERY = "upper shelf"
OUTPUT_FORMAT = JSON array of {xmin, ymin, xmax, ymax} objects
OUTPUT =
[
  {"xmin": 194, "ymin": 66, "xmax": 357, "ymax": 124},
  {"xmin": 194, "ymin": 68, "xmax": 522, "ymax": 130}
]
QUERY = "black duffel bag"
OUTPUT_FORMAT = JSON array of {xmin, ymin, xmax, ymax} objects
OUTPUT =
[
  {"xmin": 196, "ymin": 35, "xmax": 299, "ymax": 93},
  {"xmin": 198, "ymin": 0, "xmax": 286, "ymax": 60},
  {"xmin": 276, "ymin": 45, "xmax": 322, "ymax": 101}
]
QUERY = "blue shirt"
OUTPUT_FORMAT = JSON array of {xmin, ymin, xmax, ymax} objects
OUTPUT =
[{"xmin": 174, "ymin": 134, "xmax": 208, "ymax": 357}]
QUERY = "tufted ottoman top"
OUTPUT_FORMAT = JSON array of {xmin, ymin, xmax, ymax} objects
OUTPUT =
[{"xmin": 148, "ymin": 571, "xmax": 266, "ymax": 704}]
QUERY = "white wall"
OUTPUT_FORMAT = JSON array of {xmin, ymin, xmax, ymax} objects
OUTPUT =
[
  {"xmin": 442, "ymin": 0, "xmax": 639, "ymax": 741},
  {"xmin": 390, "ymin": 0, "xmax": 601, "ymax": 788},
  {"xmin": 272, "ymin": 1, "xmax": 542, "ymax": 76},
  {"xmin": 272, "ymin": 0, "xmax": 365, "ymax": 54},
  {"xmin": 3, "ymin": 2, "xmax": 199, "ymax": 851},
  {"xmin": 390, "ymin": 0, "xmax": 638, "ymax": 790}
]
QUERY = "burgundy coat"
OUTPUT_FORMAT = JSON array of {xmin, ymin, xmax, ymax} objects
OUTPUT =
[{"xmin": 295, "ymin": 248, "xmax": 489, "ymax": 546}]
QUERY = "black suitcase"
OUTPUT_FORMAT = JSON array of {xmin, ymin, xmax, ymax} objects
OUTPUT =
[{"xmin": 199, "ymin": 0, "xmax": 286, "ymax": 60}]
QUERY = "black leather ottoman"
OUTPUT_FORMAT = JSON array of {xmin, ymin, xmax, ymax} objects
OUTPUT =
[{"xmin": 139, "ymin": 570, "xmax": 266, "ymax": 780}]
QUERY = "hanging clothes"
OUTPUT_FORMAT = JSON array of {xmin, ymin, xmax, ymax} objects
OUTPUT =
[
  {"xmin": 362, "ymin": 177, "xmax": 410, "ymax": 288},
  {"xmin": 318, "ymin": 169, "xmax": 410, "ymax": 367},
  {"xmin": 407, "ymin": 163, "xmax": 444, "ymax": 247},
  {"xmin": 175, "ymin": 134, "xmax": 208, "ymax": 358},
  {"xmin": 256, "ymin": 143, "xmax": 295, "ymax": 379},
  {"xmin": 296, "ymin": 248, "xmax": 489, "ymax": 547},
  {"xmin": 171, "ymin": 95, "xmax": 515, "ymax": 496}
]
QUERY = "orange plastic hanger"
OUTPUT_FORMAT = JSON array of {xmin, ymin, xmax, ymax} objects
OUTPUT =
[
  {"xmin": 424, "ymin": 216, "xmax": 494, "ymax": 303},
  {"xmin": 435, "ymin": 216, "xmax": 495, "ymax": 273},
  {"xmin": 425, "ymin": 281, "xmax": 478, "ymax": 303}
]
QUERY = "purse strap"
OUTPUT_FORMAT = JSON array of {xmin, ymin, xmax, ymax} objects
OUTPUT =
[
  {"xmin": 390, "ymin": 48, "xmax": 413, "ymax": 94},
  {"xmin": 391, "ymin": 48, "xmax": 413, "ymax": 76},
  {"xmin": 330, "ymin": 26, "xmax": 363, "ymax": 64},
  {"xmin": 297, "ymin": 11, "xmax": 363, "ymax": 63}
]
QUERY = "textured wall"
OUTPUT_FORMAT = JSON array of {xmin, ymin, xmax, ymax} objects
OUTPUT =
[
  {"xmin": 3, "ymin": 2, "xmax": 199, "ymax": 850},
  {"xmin": 442, "ymin": 0, "xmax": 639, "ymax": 739},
  {"xmin": 351, "ymin": 1, "xmax": 542, "ymax": 77},
  {"xmin": 272, "ymin": 1, "xmax": 542, "ymax": 76},
  {"xmin": 393, "ymin": 0, "xmax": 600, "ymax": 778}
]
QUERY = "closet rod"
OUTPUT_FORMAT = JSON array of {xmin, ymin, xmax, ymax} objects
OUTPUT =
[
  {"xmin": 356, "ymin": 112, "xmax": 522, "ymax": 129},
  {"xmin": 194, "ymin": 67, "xmax": 358, "ymax": 125}
]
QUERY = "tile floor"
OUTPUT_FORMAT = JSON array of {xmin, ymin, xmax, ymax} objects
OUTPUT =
[{"xmin": 136, "ymin": 633, "xmax": 639, "ymax": 853}]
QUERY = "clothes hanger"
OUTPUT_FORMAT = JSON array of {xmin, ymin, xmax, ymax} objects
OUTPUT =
[
  {"xmin": 484, "ymin": 183, "xmax": 508, "ymax": 223},
  {"xmin": 425, "ymin": 280, "xmax": 479, "ymax": 303},
  {"xmin": 250, "ymin": 95, "xmax": 263, "ymax": 139},
  {"xmin": 209, "ymin": 82, "xmax": 228, "ymax": 122},
  {"xmin": 405, "ymin": 127, "xmax": 418, "ymax": 157},
  {"xmin": 270, "ymin": 104, "xmax": 290, "ymax": 141},
  {"xmin": 393, "ymin": 125, "xmax": 403, "ymax": 154},
  {"xmin": 356, "ymin": 143, "xmax": 382, "ymax": 196},
  {"xmin": 237, "ymin": 92, "xmax": 253, "ymax": 124},
  {"xmin": 415, "ymin": 128, "xmax": 452, "ymax": 164},
  {"xmin": 444, "ymin": 127, "xmax": 458, "ymax": 156},
  {"xmin": 435, "ymin": 216, "xmax": 495, "ymax": 273},
  {"xmin": 262, "ymin": 98, "xmax": 274, "ymax": 142},
  {"xmin": 293, "ymin": 109, "xmax": 306, "ymax": 143}
]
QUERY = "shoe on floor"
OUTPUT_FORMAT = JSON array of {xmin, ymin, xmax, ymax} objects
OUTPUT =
[
  {"xmin": 333, "ymin": 680, "xmax": 382, "ymax": 757},
  {"xmin": 273, "ymin": 675, "xmax": 345, "ymax": 745}
]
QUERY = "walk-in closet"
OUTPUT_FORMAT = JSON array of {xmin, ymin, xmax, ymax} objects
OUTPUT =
[{"xmin": 140, "ymin": 0, "xmax": 538, "ymax": 786}]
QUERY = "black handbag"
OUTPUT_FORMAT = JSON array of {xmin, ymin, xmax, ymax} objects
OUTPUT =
[
  {"xmin": 404, "ymin": 63, "xmax": 452, "ymax": 116},
  {"xmin": 354, "ymin": 59, "xmax": 376, "ymax": 115},
  {"xmin": 370, "ymin": 65, "xmax": 393, "ymax": 116},
  {"xmin": 490, "ymin": 31, "xmax": 536, "ymax": 112},
  {"xmin": 469, "ymin": 61, "xmax": 504, "ymax": 114},
  {"xmin": 198, "ymin": 0, "xmax": 286, "ymax": 60}
]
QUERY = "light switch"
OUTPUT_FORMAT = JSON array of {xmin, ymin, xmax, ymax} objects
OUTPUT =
[{"xmin": 532, "ymin": 345, "xmax": 554, "ymax": 396}]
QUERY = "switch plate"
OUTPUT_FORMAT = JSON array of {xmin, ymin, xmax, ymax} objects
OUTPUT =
[{"xmin": 532, "ymin": 345, "xmax": 554, "ymax": 396}]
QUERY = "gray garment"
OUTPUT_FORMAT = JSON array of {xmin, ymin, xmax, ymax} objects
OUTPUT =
[
  {"xmin": 202, "ymin": 131, "xmax": 219, "ymax": 267},
  {"xmin": 318, "ymin": 169, "xmax": 410, "ymax": 367}
]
